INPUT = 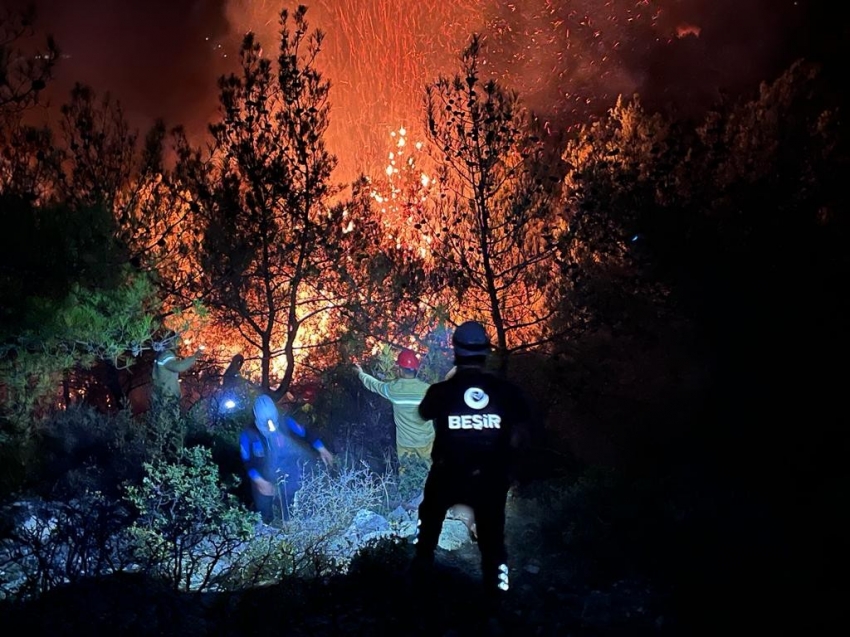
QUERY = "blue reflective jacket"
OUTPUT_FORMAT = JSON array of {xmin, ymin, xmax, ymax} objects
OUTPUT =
[{"xmin": 240, "ymin": 395, "xmax": 326, "ymax": 482}]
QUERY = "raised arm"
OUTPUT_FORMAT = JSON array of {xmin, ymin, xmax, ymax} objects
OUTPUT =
[
  {"xmin": 353, "ymin": 363, "xmax": 391, "ymax": 399},
  {"xmin": 160, "ymin": 349, "xmax": 202, "ymax": 373},
  {"xmin": 283, "ymin": 415, "xmax": 334, "ymax": 467}
]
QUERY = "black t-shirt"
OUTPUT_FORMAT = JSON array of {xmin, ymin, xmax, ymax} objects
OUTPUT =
[{"xmin": 418, "ymin": 366, "xmax": 531, "ymax": 479}]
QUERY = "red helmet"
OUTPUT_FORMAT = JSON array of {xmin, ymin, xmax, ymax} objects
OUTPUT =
[{"xmin": 397, "ymin": 348, "xmax": 420, "ymax": 371}]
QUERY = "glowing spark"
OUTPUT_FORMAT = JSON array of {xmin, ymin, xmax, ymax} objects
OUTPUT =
[{"xmin": 222, "ymin": 1, "xmax": 675, "ymax": 181}]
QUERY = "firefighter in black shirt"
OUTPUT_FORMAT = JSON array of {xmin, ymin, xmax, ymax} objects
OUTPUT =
[{"xmin": 412, "ymin": 320, "xmax": 531, "ymax": 596}]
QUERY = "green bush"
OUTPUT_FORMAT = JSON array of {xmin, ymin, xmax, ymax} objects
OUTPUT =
[
  {"xmin": 37, "ymin": 403, "xmax": 147, "ymax": 499},
  {"xmin": 123, "ymin": 445, "xmax": 256, "ymax": 592},
  {"xmin": 144, "ymin": 394, "xmax": 187, "ymax": 464},
  {"xmin": 213, "ymin": 530, "xmax": 300, "ymax": 590},
  {"xmin": 397, "ymin": 454, "xmax": 430, "ymax": 503},
  {"xmin": 0, "ymin": 417, "xmax": 39, "ymax": 500}
]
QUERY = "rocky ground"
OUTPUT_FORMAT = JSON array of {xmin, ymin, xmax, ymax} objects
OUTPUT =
[{"xmin": 0, "ymin": 477, "xmax": 676, "ymax": 637}]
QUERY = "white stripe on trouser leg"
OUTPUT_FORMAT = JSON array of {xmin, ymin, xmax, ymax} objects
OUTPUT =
[
  {"xmin": 497, "ymin": 563, "xmax": 509, "ymax": 591},
  {"xmin": 412, "ymin": 518, "xmax": 421, "ymax": 544}
]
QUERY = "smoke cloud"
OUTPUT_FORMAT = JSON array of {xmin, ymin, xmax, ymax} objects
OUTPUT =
[
  {"xmin": 10, "ymin": 0, "xmax": 812, "ymax": 181},
  {"xmin": 7, "ymin": 0, "xmax": 229, "ymax": 138}
]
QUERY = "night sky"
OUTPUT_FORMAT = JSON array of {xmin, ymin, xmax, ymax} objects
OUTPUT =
[{"xmin": 7, "ymin": 0, "xmax": 831, "ymax": 180}]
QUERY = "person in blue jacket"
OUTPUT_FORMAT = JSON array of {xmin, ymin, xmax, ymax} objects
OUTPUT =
[{"xmin": 240, "ymin": 394, "xmax": 334, "ymax": 523}]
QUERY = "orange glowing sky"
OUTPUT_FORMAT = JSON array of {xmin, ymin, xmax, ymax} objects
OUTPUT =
[{"xmin": 7, "ymin": 0, "xmax": 813, "ymax": 183}]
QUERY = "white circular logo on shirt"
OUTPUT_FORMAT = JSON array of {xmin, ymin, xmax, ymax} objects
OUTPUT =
[{"xmin": 464, "ymin": 387, "xmax": 490, "ymax": 410}]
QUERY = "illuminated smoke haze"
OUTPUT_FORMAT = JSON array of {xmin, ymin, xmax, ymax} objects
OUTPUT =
[
  {"xmin": 6, "ymin": 0, "xmax": 229, "ymax": 137},
  {"xmin": 221, "ymin": 0, "xmax": 807, "ymax": 181},
  {"xmin": 9, "ymin": 0, "xmax": 810, "ymax": 182}
]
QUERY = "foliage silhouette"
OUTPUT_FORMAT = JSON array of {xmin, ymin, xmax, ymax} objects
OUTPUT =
[{"xmin": 421, "ymin": 34, "xmax": 566, "ymax": 370}]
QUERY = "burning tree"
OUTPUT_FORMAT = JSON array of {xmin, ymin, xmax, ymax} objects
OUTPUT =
[
  {"xmin": 173, "ymin": 6, "xmax": 362, "ymax": 395},
  {"xmin": 420, "ymin": 35, "xmax": 565, "ymax": 367},
  {"xmin": 332, "ymin": 129, "xmax": 445, "ymax": 361}
]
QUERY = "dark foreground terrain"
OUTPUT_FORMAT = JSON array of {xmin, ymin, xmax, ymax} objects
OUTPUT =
[
  {"xmin": 2, "ymin": 469, "xmax": 843, "ymax": 637},
  {"xmin": 0, "ymin": 487, "xmax": 663, "ymax": 637}
]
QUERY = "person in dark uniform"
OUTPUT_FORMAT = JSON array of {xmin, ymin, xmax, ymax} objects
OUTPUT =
[
  {"xmin": 411, "ymin": 320, "xmax": 531, "ymax": 597},
  {"xmin": 240, "ymin": 394, "xmax": 334, "ymax": 523},
  {"xmin": 221, "ymin": 354, "xmax": 245, "ymax": 391}
]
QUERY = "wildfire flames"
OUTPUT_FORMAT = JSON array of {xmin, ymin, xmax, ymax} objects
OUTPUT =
[
  {"xmin": 181, "ymin": 1, "xmax": 684, "ymax": 381},
  {"xmin": 369, "ymin": 127, "xmax": 436, "ymax": 260},
  {"xmin": 222, "ymin": 1, "xmax": 682, "ymax": 183}
]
